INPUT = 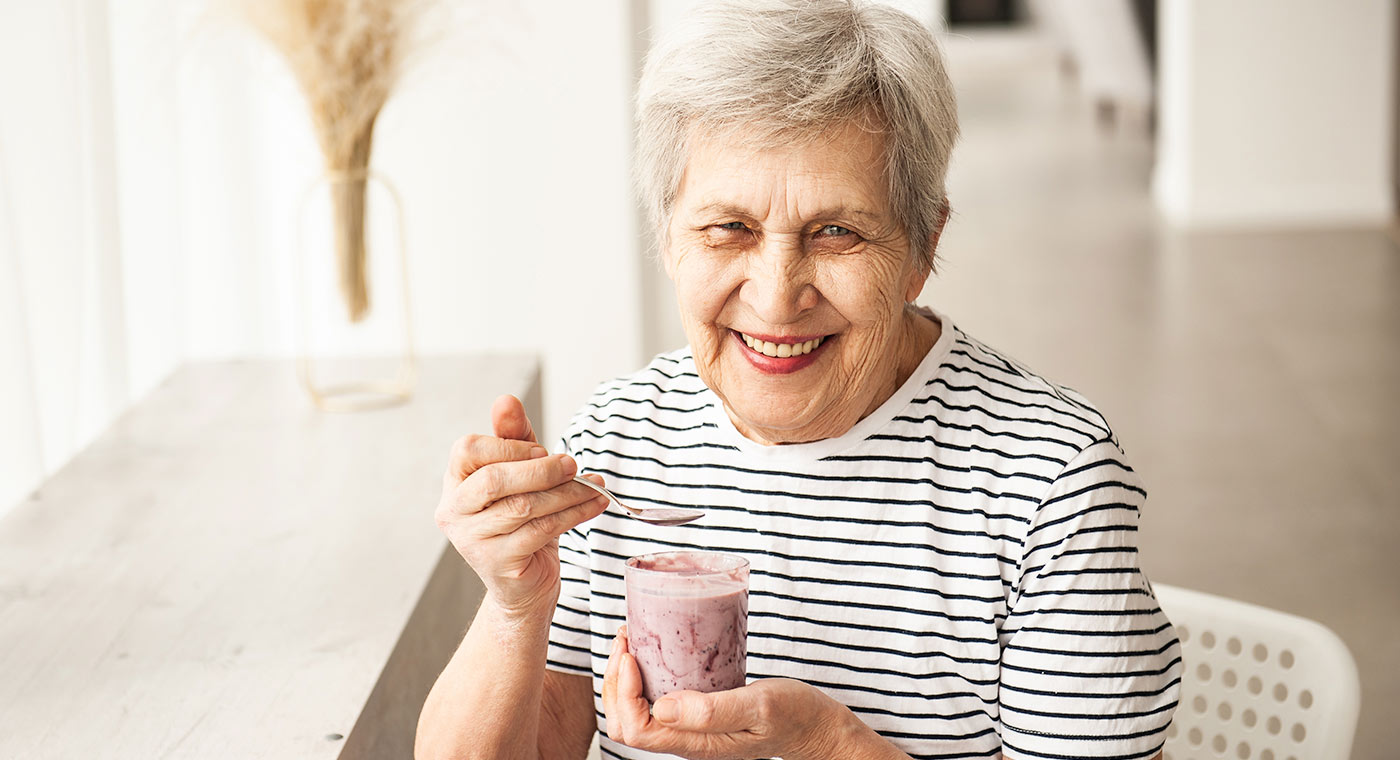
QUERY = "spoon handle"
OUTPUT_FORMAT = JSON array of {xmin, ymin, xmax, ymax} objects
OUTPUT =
[{"xmin": 572, "ymin": 475, "xmax": 640, "ymax": 516}]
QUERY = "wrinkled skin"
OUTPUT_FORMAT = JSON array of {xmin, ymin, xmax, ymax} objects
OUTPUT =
[{"xmin": 662, "ymin": 119, "xmax": 946, "ymax": 445}]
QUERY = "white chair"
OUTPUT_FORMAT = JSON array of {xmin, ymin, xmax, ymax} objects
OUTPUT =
[{"xmin": 1154, "ymin": 584, "xmax": 1360, "ymax": 760}]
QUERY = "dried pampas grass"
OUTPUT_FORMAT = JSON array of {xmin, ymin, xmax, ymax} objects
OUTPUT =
[{"xmin": 238, "ymin": 0, "xmax": 433, "ymax": 322}]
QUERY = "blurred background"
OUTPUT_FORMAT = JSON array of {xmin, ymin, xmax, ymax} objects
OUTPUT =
[{"xmin": 0, "ymin": 0, "xmax": 1395, "ymax": 757}]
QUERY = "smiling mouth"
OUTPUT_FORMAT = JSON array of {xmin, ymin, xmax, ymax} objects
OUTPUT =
[{"xmin": 736, "ymin": 331, "xmax": 828, "ymax": 358}]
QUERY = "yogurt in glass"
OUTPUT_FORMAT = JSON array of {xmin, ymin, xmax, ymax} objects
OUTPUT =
[{"xmin": 624, "ymin": 551, "xmax": 749, "ymax": 702}]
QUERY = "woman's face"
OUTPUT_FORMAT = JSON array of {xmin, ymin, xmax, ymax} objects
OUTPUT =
[{"xmin": 664, "ymin": 120, "xmax": 938, "ymax": 444}]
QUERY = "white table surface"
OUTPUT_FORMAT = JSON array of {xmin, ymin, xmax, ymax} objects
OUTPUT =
[{"xmin": 0, "ymin": 357, "xmax": 539, "ymax": 759}]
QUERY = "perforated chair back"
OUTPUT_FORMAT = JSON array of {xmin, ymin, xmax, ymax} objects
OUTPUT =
[{"xmin": 1154, "ymin": 584, "xmax": 1360, "ymax": 760}]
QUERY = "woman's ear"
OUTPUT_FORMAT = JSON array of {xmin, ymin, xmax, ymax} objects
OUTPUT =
[
  {"xmin": 903, "ymin": 261, "xmax": 933, "ymax": 303},
  {"xmin": 903, "ymin": 200, "xmax": 950, "ymax": 302}
]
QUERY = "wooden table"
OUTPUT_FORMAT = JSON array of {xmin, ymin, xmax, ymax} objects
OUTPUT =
[{"xmin": 0, "ymin": 357, "xmax": 539, "ymax": 759}]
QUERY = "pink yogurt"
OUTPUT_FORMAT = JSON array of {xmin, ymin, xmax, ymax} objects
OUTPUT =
[{"xmin": 625, "ymin": 551, "xmax": 749, "ymax": 702}]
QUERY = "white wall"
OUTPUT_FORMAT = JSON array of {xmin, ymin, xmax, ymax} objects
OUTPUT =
[
  {"xmin": 1154, "ymin": 0, "xmax": 1395, "ymax": 228},
  {"xmin": 168, "ymin": 1, "xmax": 647, "ymax": 443},
  {"xmin": 0, "ymin": 0, "xmax": 648, "ymax": 516}
]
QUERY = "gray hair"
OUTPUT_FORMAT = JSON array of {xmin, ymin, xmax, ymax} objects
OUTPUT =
[{"xmin": 635, "ymin": 0, "xmax": 959, "ymax": 271}]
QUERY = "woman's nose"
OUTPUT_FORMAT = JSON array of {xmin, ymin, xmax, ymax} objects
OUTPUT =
[{"xmin": 741, "ymin": 237, "xmax": 818, "ymax": 324}]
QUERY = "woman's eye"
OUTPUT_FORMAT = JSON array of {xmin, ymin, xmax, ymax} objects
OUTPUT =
[
  {"xmin": 701, "ymin": 221, "xmax": 753, "ymax": 248},
  {"xmin": 811, "ymin": 224, "xmax": 860, "ymax": 252}
]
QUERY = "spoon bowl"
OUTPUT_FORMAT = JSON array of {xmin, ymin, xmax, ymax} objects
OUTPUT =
[{"xmin": 572, "ymin": 476, "xmax": 703, "ymax": 527}]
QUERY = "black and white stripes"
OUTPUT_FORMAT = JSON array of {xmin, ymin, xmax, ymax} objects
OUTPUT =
[{"xmin": 547, "ymin": 317, "xmax": 1181, "ymax": 760}]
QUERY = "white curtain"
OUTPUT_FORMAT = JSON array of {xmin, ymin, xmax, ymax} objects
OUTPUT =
[{"xmin": 0, "ymin": 0, "xmax": 142, "ymax": 515}]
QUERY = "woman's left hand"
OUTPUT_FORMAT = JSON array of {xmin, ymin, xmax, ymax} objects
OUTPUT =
[{"xmin": 600, "ymin": 626, "xmax": 866, "ymax": 760}]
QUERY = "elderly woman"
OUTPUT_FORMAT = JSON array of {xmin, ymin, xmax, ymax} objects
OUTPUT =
[{"xmin": 418, "ymin": 1, "xmax": 1180, "ymax": 759}]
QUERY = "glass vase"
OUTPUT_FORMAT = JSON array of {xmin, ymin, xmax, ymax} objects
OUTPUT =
[{"xmin": 294, "ymin": 169, "xmax": 416, "ymax": 411}]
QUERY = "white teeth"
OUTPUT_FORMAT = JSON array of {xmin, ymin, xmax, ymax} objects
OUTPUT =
[{"xmin": 739, "ymin": 333, "xmax": 825, "ymax": 358}]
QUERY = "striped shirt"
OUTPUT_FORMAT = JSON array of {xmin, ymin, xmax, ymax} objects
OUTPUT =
[{"xmin": 546, "ymin": 313, "xmax": 1182, "ymax": 760}]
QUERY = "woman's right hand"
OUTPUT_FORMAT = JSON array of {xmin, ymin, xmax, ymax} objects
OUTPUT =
[{"xmin": 435, "ymin": 394, "xmax": 609, "ymax": 617}]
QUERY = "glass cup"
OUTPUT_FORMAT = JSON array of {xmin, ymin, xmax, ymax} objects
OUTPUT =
[{"xmin": 624, "ymin": 551, "xmax": 750, "ymax": 702}]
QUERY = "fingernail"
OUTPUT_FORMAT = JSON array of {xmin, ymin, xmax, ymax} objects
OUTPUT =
[
  {"xmin": 529, "ymin": 447, "xmax": 548, "ymax": 459},
  {"xmin": 559, "ymin": 455, "xmax": 577, "ymax": 476},
  {"xmin": 651, "ymin": 698, "xmax": 679, "ymax": 723}
]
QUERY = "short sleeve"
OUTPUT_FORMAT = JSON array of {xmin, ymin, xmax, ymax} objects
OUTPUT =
[
  {"xmin": 544, "ymin": 435, "xmax": 595, "ymax": 677},
  {"xmin": 998, "ymin": 438, "xmax": 1183, "ymax": 760}
]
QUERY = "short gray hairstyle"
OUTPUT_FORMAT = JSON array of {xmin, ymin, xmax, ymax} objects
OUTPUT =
[{"xmin": 635, "ymin": 0, "xmax": 959, "ymax": 271}]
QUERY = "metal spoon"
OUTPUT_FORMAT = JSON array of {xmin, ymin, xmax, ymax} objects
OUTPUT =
[{"xmin": 572, "ymin": 476, "xmax": 703, "ymax": 527}]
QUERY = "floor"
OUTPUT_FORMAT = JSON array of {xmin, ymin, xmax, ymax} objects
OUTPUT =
[{"xmin": 924, "ymin": 31, "xmax": 1400, "ymax": 759}]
